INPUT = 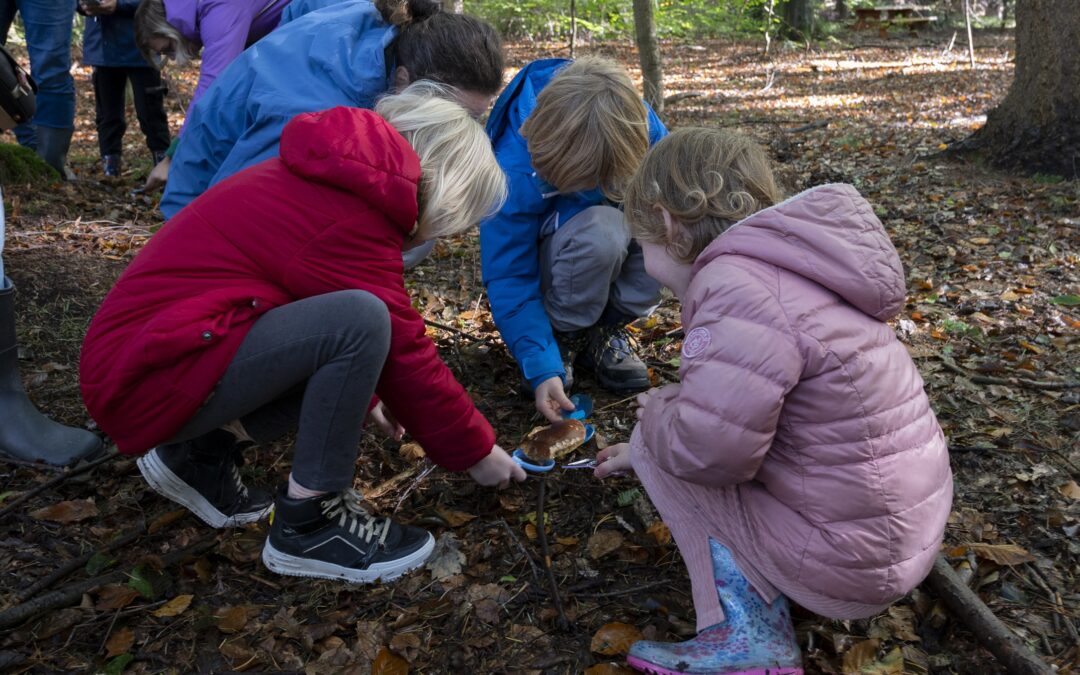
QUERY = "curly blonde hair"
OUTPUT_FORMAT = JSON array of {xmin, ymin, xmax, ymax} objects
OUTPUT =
[
  {"xmin": 375, "ymin": 81, "xmax": 507, "ymax": 239},
  {"xmin": 520, "ymin": 57, "xmax": 649, "ymax": 202},
  {"xmin": 624, "ymin": 127, "xmax": 782, "ymax": 264}
]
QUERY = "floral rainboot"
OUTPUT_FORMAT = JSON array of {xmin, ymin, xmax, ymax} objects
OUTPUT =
[{"xmin": 627, "ymin": 539, "xmax": 803, "ymax": 675}]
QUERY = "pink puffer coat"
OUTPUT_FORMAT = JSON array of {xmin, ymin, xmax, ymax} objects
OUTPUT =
[{"xmin": 634, "ymin": 184, "xmax": 952, "ymax": 611}]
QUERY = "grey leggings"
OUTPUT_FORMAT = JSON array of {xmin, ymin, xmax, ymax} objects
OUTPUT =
[{"xmin": 170, "ymin": 290, "xmax": 391, "ymax": 492}]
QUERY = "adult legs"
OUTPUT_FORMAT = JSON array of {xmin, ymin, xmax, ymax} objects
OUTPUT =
[{"xmin": 91, "ymin": 66, "xmax": 128, "ymax": 171}]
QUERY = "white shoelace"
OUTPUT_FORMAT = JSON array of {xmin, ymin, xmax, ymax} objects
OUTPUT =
[
  {"xmin": 228, "ymin": 461, "xmax": 250, "ymax": 500},
  {"xmin": 320, "ymin": 489, "xmax": 391, "ymax": 547}
]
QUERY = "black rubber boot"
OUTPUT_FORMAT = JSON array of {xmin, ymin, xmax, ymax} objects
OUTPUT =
[
  {"xmin": 0, "ymin": 277, "xmax": 103, "ymax": 465},
  {"xmin": 36, "ymin": 126, "xmax": 74, "ymax": 180}
]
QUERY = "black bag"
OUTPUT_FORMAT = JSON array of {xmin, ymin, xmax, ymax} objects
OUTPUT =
[{"xmin": 0, "ymin": 43, "xmax": 36, "ymax": 128}]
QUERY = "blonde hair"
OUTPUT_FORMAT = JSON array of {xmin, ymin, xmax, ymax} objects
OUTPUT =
[
  {"xmin": 135, "ymin": 0, "xmax": 199, "ymax": 67},
  {"xmin": 625, "ymin": 127, "xmax": 783, "ymax": 264},
  {"xmin": 375, "ymin": 81, "xmax": 507, "ymax": 239},
  {"xmin": 520, "ymin": 57, "xmax": 649, "ymax": 202}
]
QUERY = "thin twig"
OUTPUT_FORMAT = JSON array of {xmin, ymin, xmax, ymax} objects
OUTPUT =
[
  {"xmin": 572, "ymin": 580, "xmax": 673, "ymax": 599},
  {"xmin": 595, "ymin": 392, "xmax": 640, "ymax": 413},
  {"xmin": 939, "ymin": 358, "xmax": 1079, "ymax": 390},
  {"xmin": 0, "ymin": 448, "xmax": 118, "ymax": 522},
  {"xmin": 498, "ymin": 518, "xmax": 542, "ymax": 583},
  {"xmin": 535, "ymin": 476, "xmax": 569, "ymax": 630},
  {"xmin": 423, "ymin": 318, "xmax": 491, "ymax": 344}
]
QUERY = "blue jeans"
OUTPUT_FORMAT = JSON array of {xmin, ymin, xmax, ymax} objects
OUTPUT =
[{"xmin": 0, "ymin": 0, "xmax": 77, "ymax": 147}]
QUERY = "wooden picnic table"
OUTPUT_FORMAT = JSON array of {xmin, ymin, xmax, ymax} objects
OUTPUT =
[{"xmin": 853, "ymin": 5, "xmax": 938, "ymax": 37}]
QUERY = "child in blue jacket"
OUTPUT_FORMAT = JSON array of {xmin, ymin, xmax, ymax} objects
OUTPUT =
[
  {"xmin": 481, "ymin": 57, "xmax": 666, "ymax": 422},
  {"xmin": 80, "ymin": 0, "xmax": 170, "ymax": 177}
]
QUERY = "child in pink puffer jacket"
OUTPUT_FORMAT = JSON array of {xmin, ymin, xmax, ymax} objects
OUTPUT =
[{"xmin": 594, "ymin": 127, "xmax": 953, "ymax": 675}]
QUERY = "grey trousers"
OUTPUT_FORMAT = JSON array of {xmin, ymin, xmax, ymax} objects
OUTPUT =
[
  {"xmin": 169, "ymin": 290, "xmax": 391, "ymax": 492},
  {"xmin": 539, "ymin": 205, "xmax": 661, "ymax": 332}
]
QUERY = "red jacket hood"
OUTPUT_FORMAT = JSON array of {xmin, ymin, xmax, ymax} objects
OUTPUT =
[
  {"xmin": 279, "ymin": 107, "xmax": 421, "ymax": 231},
  {"xmin": 699, "ymin": 184, "xmax": 906, "ymax": 321}
]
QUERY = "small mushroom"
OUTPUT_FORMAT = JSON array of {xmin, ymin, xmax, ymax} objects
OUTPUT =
[{"xmin": 519, "ymin": 419, "xmax": 587, "ymax": 463}]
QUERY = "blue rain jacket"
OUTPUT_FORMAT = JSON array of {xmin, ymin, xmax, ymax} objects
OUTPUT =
[
  {"xmin": 159, "ymin": 0, "xmax": 395, "ymax": 218},
  {"xmin": 480, "ymin": 58, "xmax": 667, "ymax": 390},
  {"xmin": 81, "ymin": 0, "xmax": 150, "ymax": 69}
]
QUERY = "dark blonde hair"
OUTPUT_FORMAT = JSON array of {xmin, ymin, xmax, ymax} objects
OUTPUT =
[
  {"xmin": 520, "ymin": 57, "xmax": 649, "ymax": 202},
  {"xmin": 134, "ymin": 0, "xmax": 199, "ymax": 67},
  {"xmin": 625, "ymin": 127, "xmax": 783, "ymax": 263}
]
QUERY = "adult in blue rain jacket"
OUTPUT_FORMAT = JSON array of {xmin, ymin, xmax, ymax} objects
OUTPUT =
[
  {"xmin": 159, "ymin": 0, "xmax": 503, "ymax": 220},
  {"xmin": 481, "ymin": 57, "xmax": 667, "ymax": 423}
]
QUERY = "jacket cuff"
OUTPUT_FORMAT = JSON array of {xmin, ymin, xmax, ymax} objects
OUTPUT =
[{"xmin": 521, "ymin": 350, "xmax": 565, "ymax": 390}]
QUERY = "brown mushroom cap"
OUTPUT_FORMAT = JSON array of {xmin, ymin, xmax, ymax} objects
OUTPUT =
[{"xmin": 519, "ymin": 419, "xmax": 587, "ymax": 462}]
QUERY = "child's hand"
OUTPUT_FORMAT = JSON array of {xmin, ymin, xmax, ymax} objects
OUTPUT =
[
  {"xmin": 534, "ymin": 376, "xmax": 575, "ymax": 423},
  {"xmin": 594, "ymin": 442, "xmax": 635, "ymax": 479},
  {"xmin": 144, "ymin": 155, "xmax": 170, "ymax": 192},
  {"xmin": 467, "ymin": 444, "xmax": 527, "ymax": 488},
  {"xmin": 366, "ymin": 401, "xmax": 404, "ymax": 441}
]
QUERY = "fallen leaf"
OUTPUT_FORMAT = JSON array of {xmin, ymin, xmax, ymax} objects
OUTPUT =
[
  {"xmin": 1057, "ymin": 481, "xmax": 1080, "ymax": 501},
  {"xmin": 842, "ymin": 638, "xmax": 879, "ymax": 672},
  {"xmin": 647, "ymin": 521, "xmax": 672, "ymax": 546},
  {"xmin": 148, "ymin": 509, "xmax": 187, "ymax": 535},
  {"xmin": 96, "ymin": 585, "xmax": 140, "ymax": 611},
  {"xmin": 967, "ymin": 543, "xmax": 1035, "ymax": 566},
  {"xmin": 372, "ymin": 646, "xmax": 409, "ymax": 675},
  {"xmin": 587, "ymin": 530, "xmax": 625, "ymax": 559},
  {"xmin": 584, "ymin": 664, "xmax": 636, "ymax": 674},
  {"xmin": 152, "ymin": 594, "xmax": 193, "ymax": 618},
  {"xmin": 425, "ymin": 532, "xmax": 465, "ymax": 580},
  {"xmin": 590, "ymin": 622, "xmax": 643, "ymax": 656},
  {"xmin": 104, "ymin": 627, "xmax": 134, "ymax": 658},
  {"xmin": 30, "ymin": 498, "xmax": 98, "ymax": 523},
  {"xmin": 215, "ymin": 605, "xmax": 249, "ymax": 634},
  {"xmin": 555, "ymin": 535, "xmax": 580, "ymax": 546},
  {"xmin": 398, "ymin": 442, "xmax": 426, "ymax": 462},
  {"xmin": 435, "ymin": 507, "xmax": 476, "ymax": 527}
]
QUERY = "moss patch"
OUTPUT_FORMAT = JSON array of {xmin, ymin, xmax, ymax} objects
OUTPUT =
[{"xmin": 0, "ymin": 142, "xmax": 58, "ymax": 185}]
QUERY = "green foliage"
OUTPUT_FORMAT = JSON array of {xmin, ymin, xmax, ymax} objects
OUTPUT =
[{"xmin": 0, "ymin": 142, "xmax": 59, "ymax": 185}]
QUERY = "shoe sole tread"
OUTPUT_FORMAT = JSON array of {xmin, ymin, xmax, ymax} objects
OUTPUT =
[{"xmin": 261, "ymin": 534, "xmax": 435, "ymax": 584}]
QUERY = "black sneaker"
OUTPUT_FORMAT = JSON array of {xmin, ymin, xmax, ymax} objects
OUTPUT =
[
  {"xmin": 578, "ymin": 324, "xmax": 651, "ymax": 393},
  {"xmin": 137, "ymin": 430, "xmax": 273, "ymax": 528},
  {"xmin": 262, "ymin": 488, "xmax": 434, "ymax": 584}
]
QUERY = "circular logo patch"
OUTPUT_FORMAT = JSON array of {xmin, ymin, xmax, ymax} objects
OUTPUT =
[{"xmin": 681, "ymin": 327, "xmax": 712, "ymax": 359}]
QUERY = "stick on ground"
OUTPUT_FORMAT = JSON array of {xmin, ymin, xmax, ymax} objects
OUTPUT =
[{"xmin": 924, "ymin": 555, "xmax": 1053, "ymax": 675}]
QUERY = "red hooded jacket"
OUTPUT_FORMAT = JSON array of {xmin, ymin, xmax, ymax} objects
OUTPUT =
[{"xmin": 80, "ymin": 107, "xmax": 496, "ymax": 470}]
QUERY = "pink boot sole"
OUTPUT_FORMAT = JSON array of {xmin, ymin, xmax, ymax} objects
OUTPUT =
[{"xmin": 627, "ymin": 655, "xmax": 804, "ymax": 675}]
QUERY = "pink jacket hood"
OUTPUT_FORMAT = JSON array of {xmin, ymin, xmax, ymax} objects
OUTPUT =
[{"xmin": 700, "ymin": 183, "xmax": 906, "ymax": 321}]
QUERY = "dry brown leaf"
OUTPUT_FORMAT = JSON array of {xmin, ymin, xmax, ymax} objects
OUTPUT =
[
  {"xmin": 647, "ymin": 521, "xmax": 672, "ymax": 546},
  {"xmin": 587, "ymin": 530, "xmax": 625, "ymax": 559},
  {"xmin": 148, "ymin": 509, "xmax": 187, "ymax": 535},
  {"xmin": 435, "ymin": 507, "xmax": 476, "ymax": 527},
  {"xmin": 215, "ymin": 605, "xmax": 249, "ymax": 634},
  {"xmin": 1058, "ymin": 480, "xmax": 1080, "ymax": 501},
  {"xmin": 152, "ymin": 594, "xmax": 193, "ymax": 618},
  {"xmin": 30, "ymin": 498, "xmax": 98, "ymax": 523},
  {"xmin": 104, "ymin": 626, "xmax": 134, "ymax": 658},
  {"xmin": 219, "ymin": 639, "xmax": 256, "ymax": 665},
  {"xmin": 967, "ymin": 543, "xmax": 1036, "ymax": 566},
  {"xmin": 398, "ymin": 442, "xmax": 426, "ymax": 462},
  {"xmin": 842, "ymin": 638, "xmax": 880, "ymax": 673},
  {"xmin": 555, "ymin": 535, "xmax": 580, "ymax": 546},
  {"xmin": 590, "ymin": 622, "xmax": 643, "ymax": 656},
  {"xmin": 372, "ymin": 646, "xmax": 410, "ymax": 675},
  {"xmin": 96, "ymin": 585, "xmax": 140, "ymax": 611}
]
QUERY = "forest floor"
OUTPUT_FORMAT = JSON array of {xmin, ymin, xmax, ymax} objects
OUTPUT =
[{"xmin": 1, "ymin": 27, "xmax": 1078, "ymax": 675}]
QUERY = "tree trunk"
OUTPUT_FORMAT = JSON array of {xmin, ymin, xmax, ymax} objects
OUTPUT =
[
  {"xmin": 782, "ymin": 0, "xmax": 814, "ymax": 40},
  {"xmin": 962, "ymin": 0, "xmax": 1080, "ymax": 178},
  {"xmin": 632, "ymin": 0, "xmax": 664, "ymax": 115},
  {"xmin": 835, "ymin": 0, "xmax": 847, "ymax": 21}
]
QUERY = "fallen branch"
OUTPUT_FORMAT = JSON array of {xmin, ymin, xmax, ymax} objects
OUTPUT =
[
  {"xmin": 924, "ymin": 555, "xmax": 1053, "ymax": 675},
  {"xmin": 423, "ymin": 318, "xmax": 491, "ymax": 345},
  {"xmin": 0, "ymin": 448, "xmax": 118, "ymax": 523},
  {"xmin": 16, "ymin": 519, "xmax": 151, "ymax": 602},
  {"xmin": 0, "ymin": 535, "xmax": 217, "ymax": 631},
  {"xmin": 663, "ymin": 91, "xmax": 705, "ymax": 106},
  {"xmin": 787, "ymin": 119, "xmax": 831, "ymax": 133},
  {"xmin": 939, "ymin": 358, "xmax": 1079, "ymax": 390}
]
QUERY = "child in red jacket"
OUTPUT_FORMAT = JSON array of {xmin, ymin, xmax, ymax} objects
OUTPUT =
[{"xmin": 80, "ymin": 83, "xmax": 524, "ymax": 583}]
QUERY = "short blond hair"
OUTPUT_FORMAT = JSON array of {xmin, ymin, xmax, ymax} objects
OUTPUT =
[
  {"xmin": 520, "ymin": 57, "xmax": 649, "ymax": 202},
  {"xmin": 625, "ymin": 127, "xmax": 783, "ymax": 263},
  {"xmin": 375, "ymin": 81, "xmax": 507, "ymax": 239}
]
